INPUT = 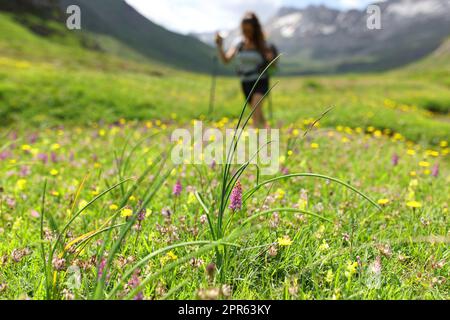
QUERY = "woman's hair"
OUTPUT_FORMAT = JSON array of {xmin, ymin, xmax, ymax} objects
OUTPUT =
[{"xmin": 241, "ymin": 12, "xmax": 267, "ymax": 56}]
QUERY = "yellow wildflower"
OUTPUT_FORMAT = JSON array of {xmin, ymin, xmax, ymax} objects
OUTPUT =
[
  {"xmin": 319, "ymin": 240, "xmax": 329, "ymax": 251},
  {"xmin": 377, "ymin": 198, "xmax": 390, "ymax": 205},
  {"xmin": 418, "ymin": 161, "xmax": 430, "ymax": 168},
  {"xmin": 310, "ymin": 143, "xmax": 319, "ymax": 149},
  {"xmin": 16, "ymin": 179, "xmax": 27, "ymax": 191},
  {"xmin": 187, "ymin": 192, "xmax": 197, "ymax": 205},
  {"xmin": 325, "ymin": 269, "xmax": 334, "ymax": 283},
  {"xmin": 121, "ymin": 208, "xmax": 133, "ymax": 218},
  {"xmin": 50, "ymin": 169, "xmax": 59, "ymax": 176},
  {"xmin": 21, "ymin": 144, "xmax": 31, "ymax": 151},
  {"xmin": 278, "ymin": 236, "xmax": 293, "ymax": 247},
  {"xmin": 109, "ymin": 204, "xmax": 119, "ymax": 211},
  {"xmin": 275, "ymin": 188, "xmax": 285, "ymax": 200},
  {"xmin": 345, "ymin": 261, "xmax": 359, "ymax": 278},
  {"xmin": 406, "ymin": 201, "xmax": 422, "ymax": 209}
]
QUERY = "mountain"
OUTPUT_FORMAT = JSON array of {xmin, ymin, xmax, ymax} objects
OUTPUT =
[
  {"xmin": 0, "ymin": 0, "xmax": 221, "ymax": 73},
  {"xmin": 196, "ymin": 0, "xmax": 450, "ymax": 74}
]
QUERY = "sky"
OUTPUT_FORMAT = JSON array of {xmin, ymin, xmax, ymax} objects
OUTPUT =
[{"xmin": 125, "ymin": 0, "xmax": 377, "ymax": 34}]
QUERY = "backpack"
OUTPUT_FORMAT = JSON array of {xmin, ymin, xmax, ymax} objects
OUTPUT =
[{"xmin": 236, "ymin": 41, "xmax": 279, "ymax": 77}]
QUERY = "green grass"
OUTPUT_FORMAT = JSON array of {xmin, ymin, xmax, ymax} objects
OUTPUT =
[
  {"xmin": 0, "ymin": 121, "xmax": 448, "ymax": 300},
  {"xmin": 0, "ymin": 11, "xmax": 449, "ymax": 301}
]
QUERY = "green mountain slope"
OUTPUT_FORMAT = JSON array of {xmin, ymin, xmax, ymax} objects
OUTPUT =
[
  {"xmin": 57, "ymin": 0, "xmax": 219, "ymax": 73},
  {"xmin": 0, "ymin": 12, "xmax": 170, "ymax": 75}
]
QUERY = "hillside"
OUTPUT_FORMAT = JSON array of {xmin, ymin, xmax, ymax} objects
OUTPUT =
[
  {"xmin": 0, "ymin": 0, "xmax": 222, "ymax": 74},
  {"xmin": 57, "ymin": 0, "xmax": 220, "ymax": 73},
  {"xmin": 0, "ymin": 12, "xmax": 170, "ymax": 75}
]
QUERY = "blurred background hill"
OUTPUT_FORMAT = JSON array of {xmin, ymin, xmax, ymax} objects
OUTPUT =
[
  {"xmin": 2, "ymin": 0, "xmax": 449, "ymax": 75},
  {"xmin": 195, "ymin": 0, "xmax": 450, "ymax": 74}
]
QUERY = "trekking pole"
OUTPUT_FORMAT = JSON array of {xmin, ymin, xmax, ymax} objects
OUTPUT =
[
  {"xmin": 268, "ymin": 92, "xmax": 274, "ymax": 122},
  {"xmin": 208, "ymin": 55, "xmax": 218, "ymax": 116}
]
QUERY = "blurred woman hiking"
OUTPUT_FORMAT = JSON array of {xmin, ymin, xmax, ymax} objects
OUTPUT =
[{"xmin": 216, "ymin": 12, "xmax": 276, "ymax": 128}]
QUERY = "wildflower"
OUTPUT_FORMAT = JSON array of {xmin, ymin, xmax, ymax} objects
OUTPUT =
[
  {"xmin": 229, "ymin": 181, "xmax": 242, "ymax": 212},
  {"xmin": 121, "ymin": 208, "xmax": 133, "ymax": 218},
  {"xmin": 98, "ymin": 258, "xmax": 109, "ymax": 280},
  {"xmin": 342, "ymin": 233, "xmax": 350, "ymax": 243},
  {"xmin": 197, "ymin": 287, "xmax": 220, "ymax": 300},
  {"xmin": 200, "ymin": 214, "xmax": 207, "ymax": 224},
  {"xmin": 21, "ymin": 144, "xmax": 31, "ymax": 152},
  {"xmin": 431, "ymin": 163, "xmax": 439, "ymax": 177},
  {"xmin": 19, "ymin": 165, "xmax": 30, "ymax": 177},
  {"xmin": 137, "ymin": 205, "xmax": 147, "ymax": 222},
  {"xmin": 325, "ymin": 269, "xmax": 334, "ymax": 283},
  {"xmin": 377, "ymin": 198, "xmax": 390, "ymax": 206},
  {"xmin": 377, "ymin": 244, "xmax": 392, "ymax": 257},
  {"xmin": 440, "ymin": 141, "xmax": 448, "ymax": 148},
  {"xmin": 391, "ymin": 153, "xmax": 399, "ymax": 166},
  {"xmin": 127, "ymin": 270, "xmax": 144, "ymax": 300},
  {"xmin": 319, "ymin": 240, "xmax": 329, "ymax": 251},
  {"xmin": 50, "ymin": 169, "xmax": 59, "ymax": 176},
  {"xmin": 109, "ymin": 204, "xmax": 119, "ymax": 211},
  {"xmin": 206, "ymin": 262, "xmax": 216, "ymax": 279},
  {"xmin": 344, "ymin": 261, "xmax": 358, "ymax": 278},
  {"xmin": 16, "ymin": 179, "xmax": 27, "ymax": 191},
  {"xmin": 275, "ymin": 188, "xmax": 285, "ymax": 200},
  {"xmin": 187, "ymin": 192, "xmax": 196, "ymax": 205},
  {"xmin": 298, "ymin": 189, "xmax": 308, "ymax": 210},
  {"xmin": 161, "ymin": 251, "xmax": 178, "ymax": 264},
  {"xmin": 190, "ymin": 258, "xmax": 204, "ymax": 268},
  {"xmin": 315, "ymin": 225, "xmax": 326, "ymax": 239},
  {"xmin": 37, "ymin": 153, "xmax": 48, "ymax": 164},
  {"xmin": 407, "ymin": 149, "xmax": 416, "ymax": 156},
  {"xmin": 288, "ymin": 278, "xmax": 299, "ymax": 297},
  {"xmin": 62, "ymin": 289, "xmax": 75, "ymax": 301},
  {"xmin": 30, "ymin": 210, "xmax": 40, "ymax": 218},
  {"xmin": 51, "ymin": 152, "xmax": 58, "ymax": 163},
  {"xmin": 11, "ymin": 248, "xmax": 32, "ymax": 263},
  {"xmin": 172, "ymin": 179, "xmax": 182, "ymax": 196},
  {"xmin": 419, "ymin": 161, "xmax": 430, "ymax": 168},
  {"xmin": 221, "ymin": 285, "xmax": 232, "ymax": 298},
  {"xmin": 52, "ymin": 257, "xmax": 67, "ymax": 271},
  {"xmin": 268, "ymin": 245, "xmax": 278, "ymax": 257},
  {"xmin": 369, "ymin": 256, "xmax": 382, "ymax": 276},
  {"xmin": 162, "ymin": 208, "xmax": 172, "ymax": 218},
  {"xmin": 278, "ymin": 236, "xmax": 293, "ymax": 246},
  {"xmin": 406, "ymin": 201, "xmax": 422, "ymax": 209}
]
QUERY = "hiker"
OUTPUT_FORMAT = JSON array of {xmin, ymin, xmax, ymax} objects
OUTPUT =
[{"xmin": 215, "ymin": 12, "xmax": 275, "ymax": 128}]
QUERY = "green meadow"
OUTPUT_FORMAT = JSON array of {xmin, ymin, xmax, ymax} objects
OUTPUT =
[{"xmin": 0, "ymin": 12, "xmax": 449, "ymax": 300}]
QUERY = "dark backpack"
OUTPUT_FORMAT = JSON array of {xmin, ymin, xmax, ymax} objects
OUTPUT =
[{"xmin": 237, "ymin": 41, "xmax": 279, "ymax": 77}]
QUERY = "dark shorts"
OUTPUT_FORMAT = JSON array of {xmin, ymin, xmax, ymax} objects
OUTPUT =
[{"xmin": 241, "ymin": 77, "xmax": 269, "ymax": 100}]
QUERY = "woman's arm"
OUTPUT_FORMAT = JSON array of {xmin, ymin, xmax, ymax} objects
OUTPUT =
[{"xmin": 216, "ymin": 33, "xmax": 236, "ymax": 64}]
